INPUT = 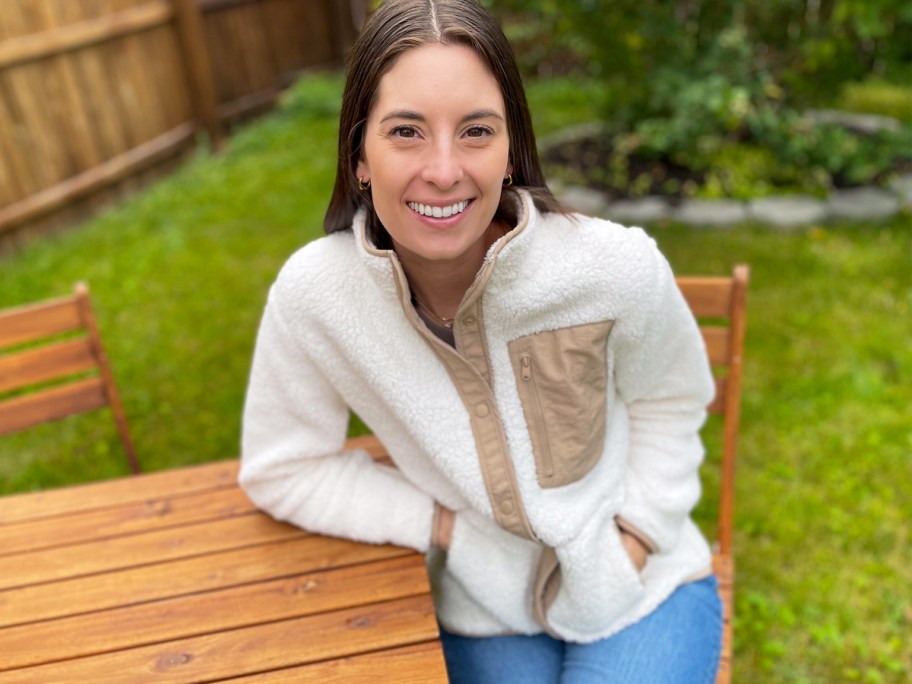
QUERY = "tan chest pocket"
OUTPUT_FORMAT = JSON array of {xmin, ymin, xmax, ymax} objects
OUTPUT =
[{"xmin": 508, "ymin": 320, "xmax": 614, "ymax": 488}]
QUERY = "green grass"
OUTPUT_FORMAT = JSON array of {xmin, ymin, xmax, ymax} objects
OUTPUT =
[{"xmin": 1, "ymin": 73, "xmax": 910, "ymax": 683}]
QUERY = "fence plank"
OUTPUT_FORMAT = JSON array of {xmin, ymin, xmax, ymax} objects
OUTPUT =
[
  {"xmin": 118, "ymin": 0, "xmax": 170, "ymax": 141},
  {"xmin": 69, "ymin": 0, "xmax": 132, "ymax": 162},
  {"xmin": 172, "ymin": 0, "xmax": 223, "ymax": 148},
  {"xmin": 0, "ymin": 95, "xmax": 23, "ymax": 206},
  {"xmin": 30, "ymin": 3, "xmax": 104, "ymax": 174},
  {"xmin": 0, "ymin": 6, "xmax": 62, "ymax": 194},
  {"xmin": 0, "ymin": 1, "xmax": 173, "ymax": 70}
]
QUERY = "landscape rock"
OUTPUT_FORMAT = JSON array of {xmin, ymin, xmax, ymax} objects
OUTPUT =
[
  {"xmin": 558, "ymin": 185, "xmax": 610, "ymax": 217},
  {"xmin": 804, "ymin": 109, "xmax": 902, "ymax": 135},
  {"xmin": 673, "ymin": 199, "xmax": 747, "ymax": 227},
  {"xmin": 605, "ymin": 197, "xmax": 671, "ymax": 225},
  {"xmin": 827, "ymin": 187, "xmax": 901, "ymax": 221},
  {"xmin": 888, "ymin": 173, "xmax": 912, "ymax": 208},
  {"xmin": 748, "ymin": 196, "xmax": 828, "ymax": 228}
]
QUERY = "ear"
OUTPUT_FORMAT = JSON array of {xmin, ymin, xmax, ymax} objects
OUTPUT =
[
  {"xmin": 356, "ymin": 159, "xmax": 369, "ymax": 180},
  {"xmin": 506, "ymin": 160, "xmax": 513, "ymax": 176}
]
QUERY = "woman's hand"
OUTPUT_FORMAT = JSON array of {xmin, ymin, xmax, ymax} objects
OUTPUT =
[
  {"xmin": 432, "ymin": 504, "xmax": 455, "ymax": 550},
  {"xmin": 619, "ymin": 529, "xmax": 650, "ymax": 572}
]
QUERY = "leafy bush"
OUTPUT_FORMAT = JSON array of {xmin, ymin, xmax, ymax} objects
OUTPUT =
[{"xmin": 488, "ymin": 0, "xmax": 912, "ymax": 199}]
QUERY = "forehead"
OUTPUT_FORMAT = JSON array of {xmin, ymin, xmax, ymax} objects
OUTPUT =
[{"xmin": 372, "ymin": 43, "xmax": 505, "ymax": 115}]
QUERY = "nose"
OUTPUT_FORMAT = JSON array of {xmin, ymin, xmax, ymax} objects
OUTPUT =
[{"xmin": 420, "ymin": 140, "xmax": 463, "ymax": 189}]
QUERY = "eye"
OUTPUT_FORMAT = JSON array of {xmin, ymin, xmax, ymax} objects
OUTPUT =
[
  {"xmin": 390, "ymin": 125, "xmax": 421, "ymax": 139},
  {"xmin": 464, "ymin": 125, "xmax": 494, "ymax": 138}
]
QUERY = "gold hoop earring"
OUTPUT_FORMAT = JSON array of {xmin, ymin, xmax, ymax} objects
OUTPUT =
[
  {"xmin": 358, "ymin": 177, "xmax": 371, "ymax": 191},
  {"xmin": 503, "ymin": 173, "xmax": 513, "ymax": 188}
]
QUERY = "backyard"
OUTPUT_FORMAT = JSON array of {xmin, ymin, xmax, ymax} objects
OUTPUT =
[{"xmin": 0, "ymin": 61, "xmax": 910, "ymax": 684}]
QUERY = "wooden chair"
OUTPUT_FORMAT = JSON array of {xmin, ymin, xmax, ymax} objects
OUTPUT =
[
  {"xmin": 0, "ymin": 282, "xmax": 141, "ymax": 474},
  {"xmin": 677, "ymin": 264, "xmax": 750, "ymax": 684}
]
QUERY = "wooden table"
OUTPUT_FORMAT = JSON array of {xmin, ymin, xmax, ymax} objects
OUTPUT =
[{"xmin": 0, "ymin": 437, "xmax": 448, "ymax": 683}]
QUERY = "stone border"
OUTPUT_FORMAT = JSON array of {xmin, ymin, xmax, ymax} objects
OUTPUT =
[
  {"xmin": 542, "ymin": 117, "xmax": 911, "ymax": 228},
  {"xmin": 552, "ymin": 177, "xmax": 911, "ymax": 228}
]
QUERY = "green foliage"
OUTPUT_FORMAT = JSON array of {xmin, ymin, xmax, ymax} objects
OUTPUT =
[
  {"xmin": 486, "ymin": 0, "xmax": 912, "ymax": 103},
  {"xmin": 696, "ymin": 145, "xmax": 819, "ymax": 200},
  {"xmin": 750, "ymin": 113, "xmax": 912, "ymax": 187},
  {"xmin": 488, "ymin": 0, "xmax": 912, "ymax": 198},
  {"xmin": 1, "ymin": 74, "xmax": 910, "ymax": 684}
]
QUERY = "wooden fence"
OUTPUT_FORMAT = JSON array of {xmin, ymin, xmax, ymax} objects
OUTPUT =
[{"xmin": 0, "ymin": 0, "xmax": 362, "ymax": 245}]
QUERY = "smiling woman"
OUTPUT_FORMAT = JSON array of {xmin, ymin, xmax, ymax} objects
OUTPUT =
[{"xmin": 239, "ymin": 2, "xmax": 723, "ymax": 683}]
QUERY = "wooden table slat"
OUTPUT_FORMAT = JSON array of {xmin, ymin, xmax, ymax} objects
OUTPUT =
[
  {"xmin": 0, "ymin": 512, "xmax": 305, "ymax": 590},
  {"xmin": 1, "ymin": 486, "xmax": 257, "ymax": 556},
  {"xmin": 0, "ymin": 595, "xmax": 439, "ymax": 684},
  {"xmin": 0, "ymin": 460, "xmax": 239, "ymax": 525},
  {"xmin": 0, "ymin": 555, "xmax": 430, "ymax": 671},
  {"xmin": 221, "ymin": 642, "xmax": 448, "ymax": 683},
  {"xmin": 0, "ymin": 536, "xmax": 413, "ymax": 629},
  {"xmin": 0, "ymin": 436, "xmax": 384, "ymax": 525}
]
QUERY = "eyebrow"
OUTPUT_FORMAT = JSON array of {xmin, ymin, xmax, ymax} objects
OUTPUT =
[{"xmin": 378, "ymin": 109, "xmax": 505, "ymax": 124}]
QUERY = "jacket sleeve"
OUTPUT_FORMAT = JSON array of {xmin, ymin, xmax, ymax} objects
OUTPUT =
[
  {"xmin": 611, "ymin": 236, "xmax": 716, "ymax": 555},
  {"xmin": 239, "ymin": 288, "xmax": 436, "ymax": 552}
]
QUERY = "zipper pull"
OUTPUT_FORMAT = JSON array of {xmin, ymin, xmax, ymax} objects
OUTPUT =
[{"xmin": 520, "ymin": 353, "xmax": 532, "ymax": 381}]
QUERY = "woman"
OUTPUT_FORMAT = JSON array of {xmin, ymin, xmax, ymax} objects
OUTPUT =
[{"xmin": 240, "ymin": 1, "xmax": 722, "ymax": 682}]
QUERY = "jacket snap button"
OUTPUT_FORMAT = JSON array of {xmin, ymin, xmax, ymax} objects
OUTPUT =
[
  {"xmin": 500, "ymin": 499, "xmax": 514, "ymax": 515},
  {"xmin": 475, "ymin": 403, "xmax": 489, "ymax": 417},
  {"xmin": 463, "ymin": 316, "xmax": 476, "ymax": 326}
]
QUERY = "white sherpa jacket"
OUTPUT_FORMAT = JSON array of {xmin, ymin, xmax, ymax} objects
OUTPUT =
[{"xmin": 240, "ymin": 189, "xmax": 716, "ymax": 643}]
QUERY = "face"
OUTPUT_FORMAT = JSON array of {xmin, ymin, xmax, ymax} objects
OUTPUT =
[{"xmin": 356, "ymin": 43, "xmax": 512, "ymax": 267}]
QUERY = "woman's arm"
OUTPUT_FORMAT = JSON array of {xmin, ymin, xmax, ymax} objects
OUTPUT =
[
  {"xmin": 239, "ymin": 292, "xmax": 437, "ymax": 552},
  {"xmin": 612, "ymin": 239, "xmax": 716, "ymax": 555}
]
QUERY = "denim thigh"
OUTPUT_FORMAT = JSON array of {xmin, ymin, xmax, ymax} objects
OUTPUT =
[{"xmin": 439, "ymin": 575, "xmax": 722, "ymax": 684}]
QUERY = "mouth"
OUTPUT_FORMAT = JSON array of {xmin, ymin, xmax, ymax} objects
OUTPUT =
[{"xmin": 407, "ymin": 199, "xmax": 472, "ymax": 219}]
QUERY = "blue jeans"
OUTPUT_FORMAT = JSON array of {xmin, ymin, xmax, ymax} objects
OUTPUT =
[{"xmin": 439, "ymin": 575, "xmax": 722, "ymax": 684}]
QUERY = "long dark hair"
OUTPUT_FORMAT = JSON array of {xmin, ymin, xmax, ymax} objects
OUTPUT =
[{"xmin": 323, "ymin": 0, "xmax": 565, "ymax": 247}]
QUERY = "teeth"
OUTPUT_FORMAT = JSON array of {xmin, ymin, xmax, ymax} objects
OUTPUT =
[{"xmin": 408, "ymin": 200, "xmax": 469, "ymax": 218}]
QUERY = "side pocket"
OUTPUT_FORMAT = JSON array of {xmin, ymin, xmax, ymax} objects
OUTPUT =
[{"xmin": 508, "ymin": 319, "xmax": 614, "ymax": 488}]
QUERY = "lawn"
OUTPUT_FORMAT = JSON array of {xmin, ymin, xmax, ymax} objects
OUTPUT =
[{"xmin": 1, "ymin": 73, "xmax": 909, "ymax": 683}]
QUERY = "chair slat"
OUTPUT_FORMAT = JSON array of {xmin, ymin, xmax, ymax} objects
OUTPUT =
[
  {"xmin": 677, "ymin": 278, "xmax": 734, "ymax": 318},
  {"xmin": 700, "ymin": 326, "xmax": 731, "ymax": 366},
  {"xmin": 0, "ymin": 337, "xmax": 97, "ymax": 394},
  {"xmin": 0, "ymin": 377, "xmax": 107, "ymax": 436},
  {"xmin": 0, "ymin": 297, "xmax": 83, "ymax": 347}
]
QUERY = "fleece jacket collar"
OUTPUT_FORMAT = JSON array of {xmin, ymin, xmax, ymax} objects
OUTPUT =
[{"xmin": 353, "ymin": 188, "xmax": 536, "ymax": 300}]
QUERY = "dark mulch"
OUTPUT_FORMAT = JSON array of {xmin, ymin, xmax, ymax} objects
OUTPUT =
[
  {"xmin": 542, "ymin": 130, "xmax": 912, "ymax": 201},
  {"xmin": 542, "ymin": 134, "xmax": 703, "ymax": 201}
]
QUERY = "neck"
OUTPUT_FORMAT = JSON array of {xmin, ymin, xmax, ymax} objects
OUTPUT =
[
  {"xmin": 396, "ymin": 222, "xmax": 504, "ymax": 321},
  {"xmin": 400, "ymin": 249, "xmax": 481, "ymax": 322}
]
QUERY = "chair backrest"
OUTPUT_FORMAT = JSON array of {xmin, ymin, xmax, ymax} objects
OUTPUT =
[
  {"xmin": 0, "ymin": 283, "xmax": 140, "ymax": 473},
  {"xmin": 675, "ymin": 264, "xmax": 749, "ymax": 556}
]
